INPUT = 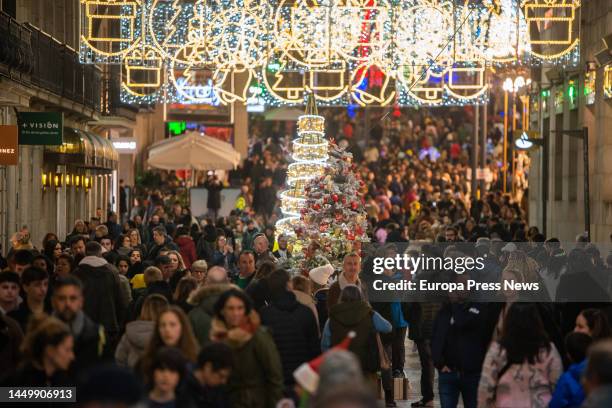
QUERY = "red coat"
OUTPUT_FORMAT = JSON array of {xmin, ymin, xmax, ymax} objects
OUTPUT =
[{"xmin": 175, "ymin": 236, "xmax": 197, "ymax": 269}]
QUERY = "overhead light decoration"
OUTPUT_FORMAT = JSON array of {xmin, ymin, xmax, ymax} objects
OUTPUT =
[{"xmin": 79, "ymin": 0, "xmax": 581, "ymax": 107}]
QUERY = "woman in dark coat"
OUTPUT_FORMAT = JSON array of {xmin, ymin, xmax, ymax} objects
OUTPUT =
[{"xmin": 210, "ymin": 289, "xmax": 283, "ymax": 408}]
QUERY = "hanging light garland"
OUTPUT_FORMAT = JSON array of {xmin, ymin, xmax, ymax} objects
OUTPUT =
[{"xmin": 80, "ymin": 0, "xmax": 582, "ymax": 107}]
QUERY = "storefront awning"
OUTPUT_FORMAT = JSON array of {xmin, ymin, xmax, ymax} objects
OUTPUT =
[{"xmin": 44, "ymin": 127, "xmax": 118, "ymax": 171}]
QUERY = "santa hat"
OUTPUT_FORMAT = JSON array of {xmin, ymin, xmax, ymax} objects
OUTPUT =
[
  {"xmin": 293, "ymin": 331, "xmax": 356, "ymax": 394},
  {"xmin": 309, "ymin": 263, "xmax": 334, "ymax": 286}
]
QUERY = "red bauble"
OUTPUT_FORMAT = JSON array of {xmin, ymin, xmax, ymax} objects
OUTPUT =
[
  {"xmin": 351, "ymin": 201, "xmax": 358, "ymax": 210},
  {"xmin": 347, "ymin": 231, "xmax": 355, "ymax": 241},
  {"xmin": 313, "ymin": 203, "xmax": 321, "ymax": 211},
  {"xmin": 355, "ymin": 226, "xmax": 364, "ymax": 235},
  {"xmin": 323, "ymin": 196, "xmax": 328, "ymax": 204},
  {"xmin": 319, "ymin": 224, "xmax": 328, "ymax": 233},
  {"xmin": 335, "ymin": 213, "xmax": 343, "ymax": 221},
  {"xmin": 331, "ymin": 194, "xmax": 339, "ymax": 202},
  {"xmin": 341, "ymin": 196, "xmax": 347, "ymax": 205}
]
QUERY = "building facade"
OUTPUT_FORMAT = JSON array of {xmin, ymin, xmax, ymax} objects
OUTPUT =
[{"xmin": 528, "ymin": 0, "xmax": 612, "ymax": 242}]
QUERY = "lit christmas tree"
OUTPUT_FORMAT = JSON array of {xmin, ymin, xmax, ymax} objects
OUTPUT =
[
  {"xmin": 295, "ymin": 140, "xmax": 369, "ymax": 269},
  {"xmin": 276, "ymin": 95, "xmax": 329, "ymax": 239}
]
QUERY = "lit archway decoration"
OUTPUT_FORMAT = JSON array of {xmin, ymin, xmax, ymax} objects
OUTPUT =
[
  {"xmin": 274, "ymin": 0, "xmax": 333, "ymax": 68},
  {"xmin": 207, "ymin": 0, "xmax": 272, "ymax": 70},
  {"xmin": 121, "ymin": 45, "xmax": 164, "ymax": 98},
  {"xmin": 521, "ymin": 0, "xmax": 580, "ymax": 61},
  {"xmin": 350, "ymin": 62, "xmax": 396, "ymax": 106},
  {"xmin": 80, "ymin": 0, "xmax": 142, "ymax": 62},
  {"xmin": 394, "ymin": 0, "xmax": 454, "ymax": 73},
  {"xmin": 331, "ymin": 0, "xmax": 393, "ymax": 66}
]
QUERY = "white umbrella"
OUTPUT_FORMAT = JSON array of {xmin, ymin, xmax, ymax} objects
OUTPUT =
[{"xmin": 147, "ymin": 132, "xmax": 241, "ymax": 171}]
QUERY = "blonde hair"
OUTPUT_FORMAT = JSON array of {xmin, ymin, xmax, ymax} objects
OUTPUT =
[
  {"xmin": 144, "ymin": 266, "xmax": 163, "ymax": 286},
  {"xmin": 166, "ymin": 250, "xmax": 186, "ymax": 271}
]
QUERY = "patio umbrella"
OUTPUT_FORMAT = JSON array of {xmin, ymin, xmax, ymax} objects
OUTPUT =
[{"xmin": 147, "ymin": 132, "xmax": 241, "ymax": 171}]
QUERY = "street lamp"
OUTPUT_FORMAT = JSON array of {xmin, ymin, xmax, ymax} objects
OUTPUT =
[
  {"xmin": 514, "ymin": 128, "xmax": 590, "ymax": 240},
  {"xmin": 502, "ymin": 75, "xmax": 530, "ymax": 193}
]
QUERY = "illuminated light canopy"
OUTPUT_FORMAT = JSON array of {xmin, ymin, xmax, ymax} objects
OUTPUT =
[{"xmin": 79, "ymin": 0, "xmax": 582, "ymax": 106}]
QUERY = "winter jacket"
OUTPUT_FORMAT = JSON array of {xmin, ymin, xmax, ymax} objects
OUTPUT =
[
  {"xmin": 73, "ymin": 256, "xmax": 124, "ymax": 336},
  {"xmin": 176, "ymin": 371, "xmax": 230, "ymax": 408},
  {"xmin": 146, "ymin": 237, "xmax": 178, "ymax": 261},
  {"xmin": 549, "ymin": 359, "xmax": 587, "ymax": 408},
  {"xmin": 293, "ymin": 290, "xmax": 320, "ymax": 333},
  {"xmin": 209, "ymin": 312, "xmax": 283, "ymax": 408},
  {"xmin": 477, "ymin": 341, "xmax": 563, "ymax": 408},
  {"xmin": 129, "ymin": 281, "xmax": 173, "ymax": 322},
  {"xmin": 175, "ymin": 236, "xmax": 197, "ymax": 269},
  {"xmin": 241, "ymin": 228, "xmax": 260, "ymax": 251},
  {"xmin": 67, "ymin": 311, "xmax": 105, "ymax": 377},
  {"xmin": 314, "ymin": 288, "xmax": 328, "ymax": 332},
  {"xmin": 431, "ymin": 302, "xmax": 488, "ymax": 374},
  {"xmin": 0, "ymin": 314, "xmax": 23, "ymax": 383},
  {"xmin": 115, "ymin": 320, "xmax": 155, "ymax": 368},
  {"xmin": 187, "ymin": 284, "xmax": 235, "ymax": 346},
  {"xmin": 326, "ymin": 273, "xmax": 367, "ymax": 312},
  {"xmin": 325, "ymin": 300, "xmax": 391, "ymax": 373},
  {"xmin": 259, "ymin": 291, "xmax": 320, "ymax": 386},
  {"xmin": 245, "ymin": 279, "xmax": 270, "ymax": 310},
  {"xmin": 8, "ymin": 301, "xmax": 52, "ymax": 333}
]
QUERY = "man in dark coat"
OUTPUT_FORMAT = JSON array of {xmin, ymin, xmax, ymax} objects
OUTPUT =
[
  {"xmin": 147, "ymin": 226, "xmax": 178, "ymax": 261},
  {"xmin": 73, "ymin": 241, "xmax": 125, "ymax": 350},
  {"xmin": 204, "ymin": 174, "xmax": 223, "ymax": 220},
  {"xmin": 259, "ymin": 269, "xmax": 320, "ymax": 387},
  {"xmin": 431, "ymin": 273, "xmax": 488, "ymax": 408},
  {"xmin": 52, "ymin": 276, "xmax": 105, "ymax": 374}
]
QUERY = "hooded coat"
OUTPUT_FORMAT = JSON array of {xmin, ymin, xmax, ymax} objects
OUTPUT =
[
  {"xmin": 259, "ymin": 291, "xmax": 320, "ymax": 385},
  {"xmin": 328, "ymin": 300, "xmax": 380, "ymax": 373},
  {"xmin": 73, "ymin": 256, "xmax": 124, "ymax": 336},
  {"xmin": 187, "ymin": 284, "xmax": 235, "ymax": 346},
  {"xmin": 115, "ymin": 320, "xmax": 155, "ymax": 368},
  {"xmin": 209, "ymin": 312, "xmax": 283, "ymax": 408},
  {"xmin": 175, "ymin": 235, "xmax": 197, "ymax": 269}
]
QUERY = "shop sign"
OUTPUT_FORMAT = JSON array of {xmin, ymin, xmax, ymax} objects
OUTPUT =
[
  {"xmin": 0, "ymin": 125, "xmax": 19, "ymax": 165},
  {"xmin": 18, "ymin": 112, "xmax": 63, "ymax": 145},
  {"xmin": 112, "ymin": 137, "xmax": 137, "ymax": 153}
]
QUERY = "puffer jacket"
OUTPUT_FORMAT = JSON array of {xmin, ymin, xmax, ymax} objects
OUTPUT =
[
  {"xmin": 549, "ymin": 359, "xmax": 587, "ymax": 408},
  {"xmin": 259, "ymin": 291, "xmax": 320, "ymax": 385},
  {"xmin": 187, "ymin": 283, "xmax": 236, "ymax": 346},
  {"xmin": 115, "ymin": 320, "xmax": 155, "ymax": 368},
  {"xmin": 209, "ymin": 312, "xmax": 283, "ymax": 408}
]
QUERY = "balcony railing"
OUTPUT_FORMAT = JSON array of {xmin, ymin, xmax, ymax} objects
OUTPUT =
[{"xmin": 0, "ymin": 10, "xmax": 100, "ymax": 112}]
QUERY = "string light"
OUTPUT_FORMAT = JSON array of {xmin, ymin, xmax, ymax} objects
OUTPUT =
[
  {"xmin": 80, "ymin": 0, "xmax": 582, "ymax": 107},
  {"xmin": 277, "ymin": 105, "xmax": 329, "ymax": 238}
]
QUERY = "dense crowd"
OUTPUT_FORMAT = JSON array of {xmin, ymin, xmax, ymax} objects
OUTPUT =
[{"xmin": 0, "ymin": 108, "xmax": 611, "ymax": 408}]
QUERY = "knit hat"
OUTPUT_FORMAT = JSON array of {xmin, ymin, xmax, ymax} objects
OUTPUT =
[
  {"xmin": 309, "ymin": 264, "xmax": 334, "ymax": 286},
  {"xmin": 293, "ymin": 331, "xmax": 355, "ymax": 393}
]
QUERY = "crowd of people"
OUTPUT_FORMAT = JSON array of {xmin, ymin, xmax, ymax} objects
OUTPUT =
[{"xmin": 0, "ymin": 107, "xmax": 611, "ymax": 408}]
